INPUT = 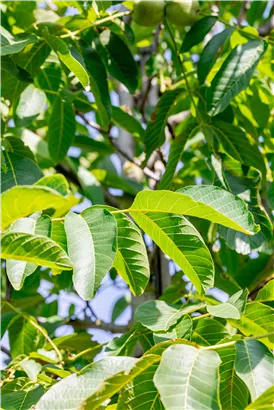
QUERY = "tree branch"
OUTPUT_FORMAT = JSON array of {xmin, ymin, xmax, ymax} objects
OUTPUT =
[
  {"xmin": 76, "ymin": 111, "xmax": 160, "ymax": 181},
  {"xmin": 1, "ymin": 345, "xmax": 11, "ymax": 357},
  {"xmin": 68, "ymin": 318, "xmax": 130, "ymax": 333},
  {"xmin": 237, "ymin": 1, "xmax": 249, "ymax": 26}
]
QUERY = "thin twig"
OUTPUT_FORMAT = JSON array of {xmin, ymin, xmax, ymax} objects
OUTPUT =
[
  {"xmin": 1, "ymin": 345, "xmax": 11, "ymax": 357},
  {"xmin": 76, "ymin": 111, "xmax": 160, "ymax": 181},
  {"xmin": 237, "ymin": 1, "xmax": 249, "ymax": 26},
  {"xmin": 29, "ymin": 319, "xmax": 63, "ymax": 362},
  {"xmin": 68, "ymin": 318, "xmax": 130, "ymax": 333}
]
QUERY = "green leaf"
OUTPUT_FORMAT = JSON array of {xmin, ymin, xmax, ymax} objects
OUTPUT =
[
  {"xmin": 112, "ymin": 106, "xmax": 145, "ymax": 139},
  {"xmin": 42, "ymin": 27, "xmax": 89, "ymax": 89},
  {"xmin": 130, "ymin": 211, "xmax": 214, "ymax": 294},
  {"xmin": 36, "ymin": 62, "xmax": 65, "ymax": 104},
  {"xmin": 154, "ymin": 344, "xmax": 221, "ymax": 410},
  {"xmin": 112, "ymin": 294, "xmax": 131, "ymax": 322},
  {"xmin": 198, "ymin": 27, "xmax": 234, "ymax": 84},
  {"xmin": 12, "ymin": 40, "xmax": 50, "ymax": 77},
  {"xmin": 1, "ymin": 152, "xmax": 43, "ymax": 192},
  {"xmin": 3, "ymin": 136, "xmax": 35, "ymax": 161},
  {"xmin": 255, "ymin": 280, "xmax": 274, "ymax": 302},
  {"xmin": 35, "ymin": 215, "xmax": 52, "ymax": 237},
  {"xmin": 64, "ymin": 208, "xmax": 117, "ymax": 300},
  {"xmin": 135, "ymin": 300, "xmax": 185, "ymax": 332},
  {"xmin": 117, "ymin": 358, "xmax": 164, "ymax": 410},
  {"xmin": 217, "ymin": 345, "xmax": 249, "ymax": 410},
  {"xmin": 192, "ymin": 318, "xmax": 229, "ymax": 346},
  {"xmin": 153, "ymin": 315, "xmax": 192, "ymax": 344},
  {"xmin": 181, "ymin": 16, "xmax": 217, "ymax": 53},
  {"xmin": 206, "ymin": 40, "xmax": 268, "ymax": 116},
  {"xmin": 105, "ymin": 323, "xmax": 152, "ymax": 357},
  {"xmin": 1, "ymin": 232, "xmax": 73, "ymax": 271},
  {"xmin": 1, "ymin": 311, "xmax": 21, "ymax": 338},
  {"xmin": 47, "ymin": 93, "xmax": 76, "ymax": 164},
  {"xmin": 109, "ymin": 209, "xmax": 150, "ymax": 296},
  {"xmin": 76, "ymin": 165, "xmax": 105, "ymax": 204},
  {"xmin": 35, "ymin": 355, "xmax": 159, "ymax": 410},
  {"xmin": 1, "ymin": 26, "xmax": 37, "ymax": 56},
  {"xmin": 1, "ymin": 385, "xmax": 44, "ymax": 410},
  {"xmin": 245, "ymin": 385, "xmax": 274, "ymax": 410},
  {"xmin": 158, "ymin": 117, "xmax": 198, "ymax": 189},
  {"xmin": 235, "ymin": 340, "xmax": 274, "ymax": 401},
  {"xmin": 9, "ymin": 316, "xmax": 40, "ymax": 358},
  {"xmin": 92, "ymin": 170, "xmax": 139, "ymax": 196},
  {"xmin": 6, "ymin": 217, "xmax": 37, "ymax": 290},
  {"xmin": 15, "ymin": 84, "xmax": 47, "ymax": 127},
  {"xmin": 1, "ymin": 185, "xmax": 67, "ymax": 229},
  {"xmin": 81, "ymin": 355, "xmax": 160, "ymax": 409},
  {"xmin": 207, "ymin": 289, "xmax": 248, "ymax": 319},
  {"xmin": 135, "ymin": 300, "xmax": 203, "ymax": 332},
  {"xmin": 35, "ymin": 174, "xmax": 69, "ymax": 196},
  {"xmin": 229, "ymin": 302, "xmax": 274, "ymax": 349},
  {"xmin": 144, "ymin": 89, "xmax": 185, "ymax": 159},
  {"xmin": 98, "ymin": 29, "xmax": 139, "ymax": 94},
  {"xmin": 82, "ymin": 47, "xmax": 111, "ymax": 131},
  {"xmin": 210, "ymin": 120, "xmax": 266, "ymax": 180},
  {"xmin": 1, "ymin": 55, "xmax": 23, "ymax": 81},
  {"xmin": 130, "ymin": 185, "xmax": 258, "ymax": 235}
]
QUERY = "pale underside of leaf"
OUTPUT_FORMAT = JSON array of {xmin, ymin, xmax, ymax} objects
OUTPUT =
[{"xmin": 154, "ymin": 344, "xmax": 221, "ymax": 410}]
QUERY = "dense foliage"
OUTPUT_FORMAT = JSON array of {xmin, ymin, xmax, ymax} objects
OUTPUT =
[{"xmin": 1, "ymin": 1, "xmax": 274, "ymax": 409}]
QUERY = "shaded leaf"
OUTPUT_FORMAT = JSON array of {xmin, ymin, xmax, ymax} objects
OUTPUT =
[
  {"xmin": 144, "ymin": 89, "xmax": 185, "ymax": 159},
  {"xmin": 112, "ymin": 294, "xmax": 131, "ymax": 322},
  {"xmin": 158, "ymin": 117, "xmax": 198, "ymax": 189},
  {"xmin": 198, "ymin": 27, "xmax": 234, "ymax": 84},
  {"xmin": 112, "ymin": 106, "xmax": 144, "ymax": 139},
  {"xmin": 1, "ymin": 26, "xmax": 37, "ymax": 55},
  {"xmin": 9, "ymin": 316, "xmax": 40, "ymax": 358},
  {"xmin": 1, "ymin": 152, "xmax": 43, "ymax": 192},
  {"xmin": 181, "ymin": 16, "xmax": 217, "ymax": 53},
  {"xmin": 47, "ymin": 93, "xmax": 76, "ymax": 164},
  {"xmin": 82, "ymin": 47, "xmax": 111, "ymax": 130},
  {"xmin": 192, "ymin": 318, "xmax": 229, "ymax": 346},
  {"xmin": 98, "ymin": 29, "xmax": 139, "ymax": 94},
  {"xmin": 1, "ymin": 385, "xmax": 44, "ymax": 410},
  {"xmin": 206, "ymin": 40, "xmax": 268, "ymax": 116},
  {"xmin": 210, "ymin": 120, "xmax": 266, "ymax": 180},
  {"xmin": 12, "ymin": 40, "xmax": 50, "ymax": 77}
]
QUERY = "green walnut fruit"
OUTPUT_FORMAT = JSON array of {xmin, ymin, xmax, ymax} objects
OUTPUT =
[
  {"xmin": 165, "ymin": 0, "xmax": 200, "ymax": 27},
  {"xmin": 132, "ymin": 1, "xmax": 165, "ymax": 27}
]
